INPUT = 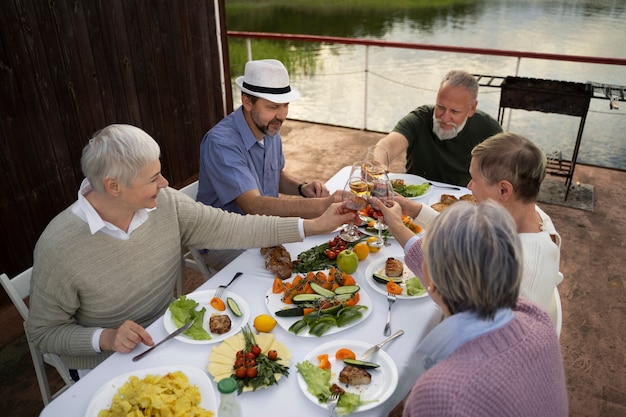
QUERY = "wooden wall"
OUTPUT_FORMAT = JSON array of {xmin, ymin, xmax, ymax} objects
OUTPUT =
[{"xmin": 0, "ymin": 0, "xmax": 233, "ymax": 280}]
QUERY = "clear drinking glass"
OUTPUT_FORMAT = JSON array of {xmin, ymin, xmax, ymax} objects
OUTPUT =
[
  {"xmin": 339, "ymin": 175, "xmax": 369, "ymax": 242},
  {"xmin": 364, "ymin": 145, "xmax": 390, "ymax": 181},
  {"xmin": 368, "ymin": 173, "xmax": 394, "ymax": 248}
]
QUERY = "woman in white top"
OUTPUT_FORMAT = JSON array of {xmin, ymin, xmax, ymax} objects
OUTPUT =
[{"xmin": 385, "ymin": 132, "xmax": 562, "ymax": 319}]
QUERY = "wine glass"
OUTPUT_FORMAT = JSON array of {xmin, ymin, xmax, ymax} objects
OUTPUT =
[
  {"xmin": 339, "ymin": 175, "xmax": 369, "ymax": 242},
  {"xmin": 348, "ymin": 160, "xmax": 373, "ymax": 181},
  {"xmin": 368, "ymin": 174, "xmax": 394, "ymax": 248},
  {"xmin": 364, "ymin": 145, "xmax": 390, "ymax": 181}
]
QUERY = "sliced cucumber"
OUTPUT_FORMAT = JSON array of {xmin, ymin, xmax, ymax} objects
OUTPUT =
[
  {"xmin": 342, "ymin": 358, "xmax": 381, "ymax": 369},
  {"xmin": 334, "ymin": 285, "xmax": 360, "ymax": 295},
  {"xmin": 335, "ymin": 293, "xmax": 354, "ymax": 303},
  {"xmin": 310, "ymin": 282, "xmax": 335, "ymax": 297},
  {"xmin": 292, "ymin": 293, "xmax": 324, "ymax": 304},
  {"xmin": 372, "ymin": 273, "xmax": 403, "ymax": 285},
  {"xmin": 226, "ymin": 297, "xmax": 242, "ymax": 317},
  {"xmin": 274, "ymin": 307, "xmax": 305, "ymax": 317}
]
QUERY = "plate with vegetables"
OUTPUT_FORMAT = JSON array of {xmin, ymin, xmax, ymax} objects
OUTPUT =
[
  {"xmin": 388, "ymin": 173, "xmax": 432, "ymax": 199},
  {"xmin": 164, "ymin": 290, "xmax": 250, "ymax": 344},
  {"xmin": 364, "ymin": 256, "xmax": 428, "ymax": 299},
  {"xmin": 207, "ymin": 324, "xmax": 290, "ymax": 393},
  {"xmin": 296, "ymin": 340, "xmax": 398, "ymax": 414},
  {"xmin": 266, "ymin": 268, "xmax": 372, "ymax": 337}
]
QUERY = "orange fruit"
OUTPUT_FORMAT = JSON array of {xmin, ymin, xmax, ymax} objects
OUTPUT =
[{"xmin": 353, "ymin": 242, "xmax": 370, "ymax": 260}]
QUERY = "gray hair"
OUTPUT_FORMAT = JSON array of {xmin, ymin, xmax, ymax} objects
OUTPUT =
[
  {"xmin": 440, "ymin": 70, "xmax": 479, "ymax": 102},
  {"xmin": 81, "ymin": 124, "xmax": 161, "ymax": 193},
  {"xmin": 471, "ymin": 132, "xmax": 547, "ymax": 203},
  {"xmin": 423, "ymin": 200, "xmax": 522, "ymax": 320}
]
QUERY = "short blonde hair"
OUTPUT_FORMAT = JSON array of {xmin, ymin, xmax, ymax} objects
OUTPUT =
[
  {"xmin": 423, "ymin": 200, "xmax": 522, "ymax": 320},
  {"xmin": 471, "ymin": 132, "xmax": 547, "ymax": 203}
]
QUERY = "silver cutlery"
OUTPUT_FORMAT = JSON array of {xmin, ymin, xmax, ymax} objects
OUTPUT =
[
  {"xmin": 326, "ymin": 391, "xmax": 340, "ymax": 416},
  {"xmin": 132, "ymin": 319, "xmax": 194, "ymax": 362},
  {"xmin": 428, "ymin": 182, "xmax": 461, "ymax": 191},
  {"xmin": 384, "ymin": 292, "xmax": 397, "ymax": 336},
  {"xmin": 361, "ymin": 329, "xmax": 404, "ymax": 361},
  {"xmin": 215, "ymin": 271, "xmax": 243, "ymax": 299}
]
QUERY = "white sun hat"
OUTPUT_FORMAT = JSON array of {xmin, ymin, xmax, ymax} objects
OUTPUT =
[{"xmin": 235, "ymin": 59, "xmax": 300, "ymax": 103}]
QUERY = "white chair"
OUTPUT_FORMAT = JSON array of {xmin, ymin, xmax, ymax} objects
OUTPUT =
[
  {"xmin": 178, "ymin": 181, "xmax": 216, "ymax": 294},
  {"xmin": 548, "ymin": 287, "xmax": 563, "ymax": 338},
  {"xmin": 1, "ymin": 268, "xmax": 74, "ymax": 405}
]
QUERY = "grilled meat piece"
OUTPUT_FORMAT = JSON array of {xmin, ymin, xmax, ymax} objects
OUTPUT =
[
  {"xmin": 460, "ymin": 194, "xmax": 476, "ymax": 203},
  {"xmin": 431, "ymin": 202, "xmax": 448, "ymax": 212},
  {"xmin": 385, "ymin": 257, "xmax": 404, "ymax": 277},
  {"xmin": 440, "ymin": 194, "xmax": 459, "ymax": 205},
  {"xmin": 261, "ymin": 245, "xmax": 293, "ymax": 280},
  {"xmin": 209, "ymin": 314, "xmax": 232, "ymax": 334},
  {"xmin": 339, "ymin": 365, "xmax": 372, "ymax": 386},
  {"xmin": 331, "ymin": 383, "xmax": 345, "ymax": 395}
]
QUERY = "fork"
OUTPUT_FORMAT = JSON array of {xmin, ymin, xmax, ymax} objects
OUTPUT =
[
  {"xmin": 215, "ymin": 272, "xmax": 243, "ymax": 299},
  {"xmin": 327, "ymin": 391, "xmax": 340, "ymax": 416},
  {"xmin": 428, "ymin": 181, "xmax": 461, "ymax": 191},
  {"xmin": 384, "ymin": 292, "xmax": 397, "ymax": 336}
]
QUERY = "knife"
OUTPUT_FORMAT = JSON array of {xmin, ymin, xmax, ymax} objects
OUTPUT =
[
  {"xmin": 132, "ymin": 319, "xmax": 194, "ymax": 362},
  {"xmin": 360, "ymin": 329, "xmax": 404, "ymax": 361}
]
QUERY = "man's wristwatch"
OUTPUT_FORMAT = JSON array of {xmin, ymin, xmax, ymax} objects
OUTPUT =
[{"xmin": 298, "ymin": 182, "xmax": 308, "ymax": 197}]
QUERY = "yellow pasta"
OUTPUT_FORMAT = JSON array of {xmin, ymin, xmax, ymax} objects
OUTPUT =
[{"xmin": 98, "ymin": 370, "xmax": 214, "ymax": 417}]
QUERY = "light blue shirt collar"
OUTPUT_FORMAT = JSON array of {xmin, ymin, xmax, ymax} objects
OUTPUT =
[
  {"xmin": 416, "ymin": 307, "xmax": 514, "ymax": 373},
  {"xmin": 71, "ymin": 178, "xmax": 153, "ymax": 240}
]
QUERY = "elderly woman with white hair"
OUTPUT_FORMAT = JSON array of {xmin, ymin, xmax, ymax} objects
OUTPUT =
[
  {"xmin": 373, "ymin": 199, "xmax": 568, "ymax": 416},
  {"xmin": 25, "ymin": 124, "xmax": 358, "ymax": 378}
]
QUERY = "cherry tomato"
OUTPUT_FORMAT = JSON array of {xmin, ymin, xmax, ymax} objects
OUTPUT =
[
  {"xmin": 245, "ymin": 358, "xmax": 257, "ymax": 368},
  {"xmin": 251, "ymin": 345, "xmax": 262, "ymax": 357},
  {"xmin": 267, "ymin": 350, "xmax": 278, "ymax": 361},
  {"xmin": 236, "ymin": 350, "xmax": 245, "ymax": 359},
  {"xmin": 246, "ymin": 367, "xmax": 258, "ymax": 379},
  {"xmin": 234, "ymin": 357, "xmax": 244, "ymax": 368},
  {"xmin": 245, "ymin": 352, "xmax": 256, "ymax": 360},
  {"xmin": 235, "ymin": 366, "xmax": 246, "ymax": 379},
  {"xmin": 326, "ymin": 249, "xmax": 337, "ymax": 260}
]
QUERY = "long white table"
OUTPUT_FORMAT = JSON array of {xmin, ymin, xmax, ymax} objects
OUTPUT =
[{"xmin": 41, "ymin": 167, "xmax": 467, "ymax": 417}]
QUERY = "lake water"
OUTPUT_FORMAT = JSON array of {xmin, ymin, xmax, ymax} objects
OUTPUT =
[{"xmin": 226, "ymin": 0, "xmax": 626, "ymax": 170}]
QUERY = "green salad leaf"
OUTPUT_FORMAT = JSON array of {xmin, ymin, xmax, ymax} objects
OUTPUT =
[
  {"xmin": 296, "ymin": 360, "xmax": 369, "ymax": 416},
  {"xmin": 406, "ymin": 277, "xmax": 426, "ymax": 296},
  {"xmin": 393, "ymin": 183, "xmax": 430, "ymax": 197},
  {"xmin": 168, "ymin": 295, "xmax": 211, "ymax": 340},
  {"xmin": 296, "ymin": 361, "xmax": 331, "ymax": 402}
]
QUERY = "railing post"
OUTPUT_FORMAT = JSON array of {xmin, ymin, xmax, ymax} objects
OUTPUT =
[
  {"xmin": 246, "ymin": 38, "xmax": 252, "ymax": 61},
  {"xmin": 364, "ymin": 45, "xmax": 369, "ymax": 131}
]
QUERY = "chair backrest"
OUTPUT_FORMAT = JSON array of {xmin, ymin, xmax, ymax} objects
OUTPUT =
[
  {"xmin": 177, "ymin": 181, "xmax": 216, "ymax": 289},
  {"xmin": 180, "ymin": 181, "xmax": 199, "ymax": 200},
  {"xmin": 1, "ymin": 268, "xmax": 74, "ymax": 405},
  {"xmin": 1, "ymin": 268, "xmax": 33, "ymax": 320}
]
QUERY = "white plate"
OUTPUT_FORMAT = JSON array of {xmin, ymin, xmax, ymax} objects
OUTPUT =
[
  {"xmin": 388, "ymin": 173, "xmax": 432, "ymax": 200},
  {"xmin": 297, "ymin": 340, "xmax": 398, "ymax": 412},
  {"xmin": 265, "ymin": 273, "xmax": 372, "ymax": 337},
  {"xmin": 85, "ymin": 365, "xmax": 216, "ymax": 417},
  {"xmin": 164, "ymin": 290, "xmax": 250, "ymax": 344},
  {"xmin": 365, "ymin": 256, "xmax": 428, "ymax": 299}
]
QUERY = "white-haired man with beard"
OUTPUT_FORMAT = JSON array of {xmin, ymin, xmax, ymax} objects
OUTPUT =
[{"xmin": 373, "ymin": 70, "xmax": 502, "ymax": 186}]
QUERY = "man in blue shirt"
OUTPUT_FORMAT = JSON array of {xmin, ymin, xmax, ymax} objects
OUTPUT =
[{"xmin": 197, "ymin": 59, "xmax": 339, "ymax": 270}]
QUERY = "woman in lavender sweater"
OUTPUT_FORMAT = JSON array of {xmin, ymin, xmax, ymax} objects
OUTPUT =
[{"xmin": 373, "ymin": 199, "xmax": 568, "ymax": 416}]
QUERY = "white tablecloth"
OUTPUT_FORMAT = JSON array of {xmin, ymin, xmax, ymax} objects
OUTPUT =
[{"xmin": 40, "ymin": 167, "xmax": 465, "ymax": 417}]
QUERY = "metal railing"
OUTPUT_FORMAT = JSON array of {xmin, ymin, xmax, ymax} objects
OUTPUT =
[{"xmin": 228, "ymin": 31, "xmax": 626, "ymax": 131}]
